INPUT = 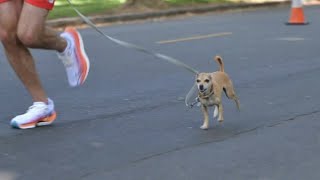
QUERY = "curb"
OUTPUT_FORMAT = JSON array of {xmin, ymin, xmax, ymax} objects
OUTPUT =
[{"xmin": 47, "ymin": 1, "xmax": 290, "ymax": 28}]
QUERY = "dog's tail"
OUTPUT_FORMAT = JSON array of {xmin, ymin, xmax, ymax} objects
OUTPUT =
[{"xmin": 214, "ymin": 56, "xmax": 224, "ymax": 72}]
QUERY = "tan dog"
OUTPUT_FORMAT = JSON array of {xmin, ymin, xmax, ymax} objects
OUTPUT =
[{"xmin": 196, "ymin": 56, "xmax": 240, "ymax": 130}]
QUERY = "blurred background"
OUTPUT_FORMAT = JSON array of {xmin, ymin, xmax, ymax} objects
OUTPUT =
[{"xmin": 50, "ymin": 0, "xmax": 254, "ymax": 19}]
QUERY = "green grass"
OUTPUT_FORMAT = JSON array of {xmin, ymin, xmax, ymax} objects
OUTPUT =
[
  {"xmin": 166, "ymin": 0, "xmax": 229, "ymax": 5},
  {"xmin": 49, "ymin": 0, "xmax": 231, "ymax": 20},
  {"xmin": 48, "ymin": 0, "xmax": 123, "ymax": 19}
]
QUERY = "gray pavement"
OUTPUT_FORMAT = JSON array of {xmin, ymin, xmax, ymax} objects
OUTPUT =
[{"xmin": 0, "ymin": 5, "xmax": 320, "ymax": 180}]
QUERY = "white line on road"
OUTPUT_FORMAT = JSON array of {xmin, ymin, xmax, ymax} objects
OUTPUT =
[
  {"xmin": 275, "ymin": 37, "xmax": 305, "ymax": 41},
  {"xmin": 156, "ymin": 32, "xmax": 233, "ymax": 44}
]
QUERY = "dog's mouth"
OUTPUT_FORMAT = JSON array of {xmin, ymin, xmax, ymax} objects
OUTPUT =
[{"xmin": 199, "ymin": 88, "xmax": 207, "ymax": 93}]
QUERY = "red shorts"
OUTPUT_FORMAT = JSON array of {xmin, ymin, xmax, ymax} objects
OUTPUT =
[{"xmin": 0, "ymin": 0, "xmax": 55, "ymax": 10}]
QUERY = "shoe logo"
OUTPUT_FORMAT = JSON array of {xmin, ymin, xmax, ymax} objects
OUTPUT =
[{"xmin": 48, "ymin": 0, "xmax": 54, "ymax": 4}]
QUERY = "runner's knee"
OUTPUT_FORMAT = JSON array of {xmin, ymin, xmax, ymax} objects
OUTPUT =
[
  {"xmin": 0, "ymin": 27, "xmax": 18, "ymax": 45},
  {"xmin": 0, "ymin": 3, "xmax": 20, "ymax": 45},
  {"xmin": 17, "ymin": 27, "xmax": 39, "ymax": 48}
]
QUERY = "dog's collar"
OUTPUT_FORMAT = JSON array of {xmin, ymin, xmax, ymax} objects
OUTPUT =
[{"xmin": 199, "ymin": 84, "xmax": 214, "ymax": 99}]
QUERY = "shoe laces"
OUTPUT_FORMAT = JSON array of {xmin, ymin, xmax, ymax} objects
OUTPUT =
[{"xmin": 26, "ymin": 102, "xmax": 47, "ymax": 114}]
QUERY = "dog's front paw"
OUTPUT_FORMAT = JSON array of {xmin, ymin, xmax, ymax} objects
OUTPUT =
[{"xmin": 200, "ymin": 124, "xmax": 209, "ymax": 130}]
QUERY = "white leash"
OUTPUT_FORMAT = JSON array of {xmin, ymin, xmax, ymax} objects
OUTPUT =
[{"xmin": 66, "ymin": 0, "xmax": 199, "ymax": 107}]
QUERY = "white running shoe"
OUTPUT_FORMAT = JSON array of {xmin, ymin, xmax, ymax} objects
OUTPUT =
[
  {"xmin": 58, "ymin": 27, "xmax": 90, "ymax": 87},
  {"xmin": 10, "ymin": 99, "xmax": 57, "ymax": 129}
]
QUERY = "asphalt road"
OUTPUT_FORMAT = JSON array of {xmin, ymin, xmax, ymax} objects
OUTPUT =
[{"xmin": 0, "ymin": 5, "xmax": 320, "ymax": 180}]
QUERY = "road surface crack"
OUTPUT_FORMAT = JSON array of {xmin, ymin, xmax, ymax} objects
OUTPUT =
[
  {"xmin": 130, "ymin": 110, "xmax": 320, "ymax": 165},
  {"xmin": 80, "ymin": 109, "xmax": 320, "ymax": 178}
]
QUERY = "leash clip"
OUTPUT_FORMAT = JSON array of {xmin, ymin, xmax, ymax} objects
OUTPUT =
[{"xmin": 188, "ymin": 97, "xmax": 200, "ymax": 108}]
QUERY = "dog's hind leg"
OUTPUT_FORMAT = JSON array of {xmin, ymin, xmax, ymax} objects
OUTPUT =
[
  {"xmin": 200, "ymin": 105, "xmax": 210, "ymax": 130},
  {"xmin": 217, "ymin": 104, "xmax": 224, "ymax": 123},
  {"xmin": 224, "ymin": 83, "xmax": 240, "ymax": 111}
]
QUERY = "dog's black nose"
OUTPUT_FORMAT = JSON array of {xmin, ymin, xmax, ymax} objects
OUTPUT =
[{"xmin": 199, "ymin": 85, "xmax": 204, "ymax": 90}]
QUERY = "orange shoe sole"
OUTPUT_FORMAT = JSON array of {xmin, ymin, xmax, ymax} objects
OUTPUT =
[
  {"xmin": 11, "ymin": 111, "xmax": 57, "ymax": 129},
  {"xmin": 65, "ymin": 27, "xmax": 90, "ymax": 85}
]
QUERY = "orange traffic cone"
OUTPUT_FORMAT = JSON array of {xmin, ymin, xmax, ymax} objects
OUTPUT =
[{"xmin": 286, "ymin": 0, "xmax": 309, "ymax": 25}]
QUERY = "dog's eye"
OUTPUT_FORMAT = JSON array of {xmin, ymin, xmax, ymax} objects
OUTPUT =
[
  {"xmin": 204, "ymin": 79, "xmax": 210, "ymax": 83},
  {"xmin": 196, "ymin": 79, "xmax": 200, "ymax": 83}
]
